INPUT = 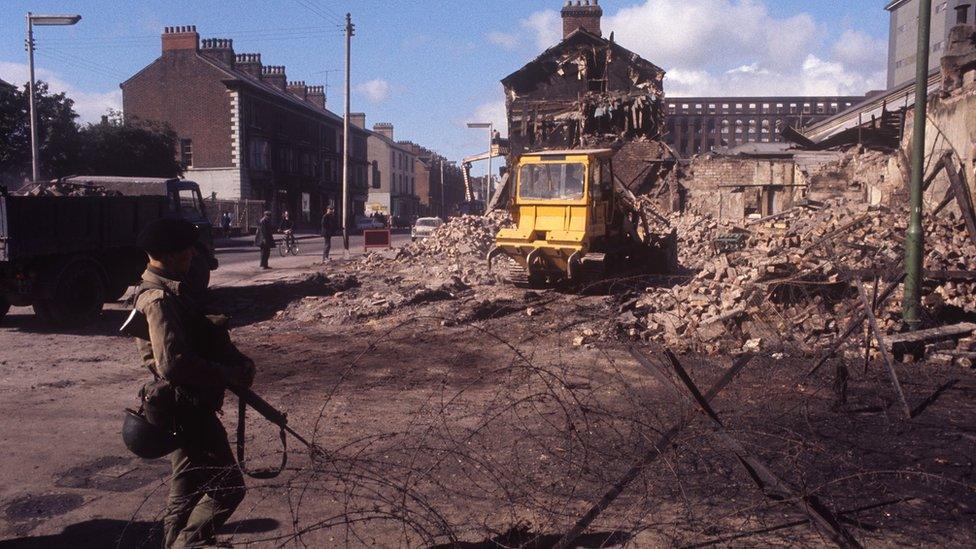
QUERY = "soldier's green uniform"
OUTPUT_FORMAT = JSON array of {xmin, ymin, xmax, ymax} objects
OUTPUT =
[{"xmin": 136, "ymin": 267, "xmax": 253, "ymax": 548}]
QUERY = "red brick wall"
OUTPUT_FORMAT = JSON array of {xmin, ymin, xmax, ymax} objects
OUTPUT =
[
  {"xmin": 122, "ymin": 50, "xmax": 233, "ymax": 168},
  {"xmin": 562, "ymin": 15, "xmax": 601, "ymax": 37}
]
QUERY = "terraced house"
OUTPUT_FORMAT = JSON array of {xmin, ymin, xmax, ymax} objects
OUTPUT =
[{"xmin": 121, "ymin": 25, "xmax": 370, "ymax": 226}]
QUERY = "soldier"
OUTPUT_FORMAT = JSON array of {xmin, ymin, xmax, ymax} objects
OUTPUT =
[
  {"xmin": 134, "ymin": 218, "xmax": 255, "ymax": 548},
  {"xmin": 255, "ymin": 210, "xmax": 275, "ymax": 269}
]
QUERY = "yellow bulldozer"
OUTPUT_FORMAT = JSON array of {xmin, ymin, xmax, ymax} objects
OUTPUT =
[{"xmin": 487, "ymin": 149, "xmax": 677, "ymax": 289}]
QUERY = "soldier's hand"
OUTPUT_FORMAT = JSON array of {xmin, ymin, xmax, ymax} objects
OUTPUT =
[{"xmin": 239, "ymin": 358, "xmax": 256, "ymax": 388}]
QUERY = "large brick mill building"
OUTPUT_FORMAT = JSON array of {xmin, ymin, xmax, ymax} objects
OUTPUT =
[{"xmin": 121, "ymin": 25, "xmax": 370, "ymax": 225}]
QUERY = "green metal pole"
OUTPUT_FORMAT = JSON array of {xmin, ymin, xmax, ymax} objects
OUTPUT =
[{"xmin": 903, "ymin": 0, "xmax": 932, "ymax": 331}]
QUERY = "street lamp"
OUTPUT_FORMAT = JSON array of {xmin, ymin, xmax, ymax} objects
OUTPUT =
[
  {"xmin": 467, "ymin": 122, "xmax": 493, "ymax": 203},
  {"xmin": 26, "ymin": 12, "xmax": 82, "ymax": 182}
]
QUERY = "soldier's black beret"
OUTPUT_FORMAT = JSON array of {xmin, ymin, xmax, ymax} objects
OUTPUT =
[{"xmin": 137, "ymin": 218, "xmax": 199, "ymax": 255}]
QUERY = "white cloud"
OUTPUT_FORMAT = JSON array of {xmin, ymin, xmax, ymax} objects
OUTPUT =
[
  {"xmin": 488, "ymin": 31, "xmax": 521, "ymax": 51},
  {"xmin": 831, "ymin": 29, "xmax": 888, "ymax": 74},
  {"xmin": 471, "ymin": 99, "xmax": 508, "ymax": 137},
  {"xmin": 512, "ymin": 0, "xmax": 887, "ymax": 98},
  {"xmin": 355, "ymin": 79, "xmax": 392, "ymax": 103},
  {"xmin": 520, "ymin": 10, "xmax": 562, "ymax": 51},
  {"xmin": 0, "ymin": 61, "xmax": 120, "ymax": 123}
]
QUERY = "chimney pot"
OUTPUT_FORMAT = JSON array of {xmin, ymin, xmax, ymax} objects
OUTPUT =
[
  {"xmin": 561, "ymin": 0, "xmax": 603, "ymax": 38},
  {"xmin": 162, "ymin": 24, "xmax": 200, "ymax": 53}
]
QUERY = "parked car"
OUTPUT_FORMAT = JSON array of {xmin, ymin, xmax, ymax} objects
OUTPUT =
[
  {"xmin": 354, "ymin": 215, "xmax": 385, "ymax": 233},
  {"xmin": 411, "ymin": 217, "xmax": 444, "ymax": 241}
]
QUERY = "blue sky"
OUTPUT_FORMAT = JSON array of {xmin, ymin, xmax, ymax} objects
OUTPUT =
[{"xmin": 0, "ymin": 1, "xmax": 892, "ymax": 174}]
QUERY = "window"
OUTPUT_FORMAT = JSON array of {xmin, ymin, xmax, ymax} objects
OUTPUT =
[
  {"xmin": 519, "ymin": 163, "xmax": 585, "ymax": 200},
  {"xmin": 776, "ymin": 103, "xmax": 784, "ymax": 109},
  {"xmin": 371, "ymin": 161, "xmax": 380, "ymax": 189},
  {"xmin": 735, "ymin": 103, "xmax": 743, "ymax": 109},
  {"xmin": 180, "ymin": 139, "xmax": 193, "ymax": 168},
  {"xmin": 681, "ymin": 104, "xmax": 689, "ymax": 110},
  {"xmin": 749, "ymin": 103, "xmax": 757, "ymax": 109},
  {"xmin": 762, "ymin": 103, "xmax": 770, "ymax": 110},
  {"xmin": 178, "ymin": 188, "xmax": 203, "ymax": 218},
  {"xmin": 722, "ymin": 103, "xmax": 730, "ymax": 109},
  {"xmin": 249, "ymin": 139, "xmax": 269, "ymax": 170}
]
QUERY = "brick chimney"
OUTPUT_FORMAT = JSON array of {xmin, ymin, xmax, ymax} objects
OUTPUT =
[
  {"xmin": 162, "ymin": 26, "xmax": 199, "ymax": 53},
  {"xmin": 350, "ymin": 113, "xmax": 366, "ymax": 128},
  {"xmin": 261, "ymin": 65, "xmax": 287, "ymax": 91},
  {"xmin": 561, "ymin": 0, "xmax": 603, "ymax": 38},
  {"xmin": 235, "ymin": 53, "xmax": 262, "ymax": 78},
  {"xmin": 307, "ymin": 85, "xmax": 326, "ymax": 109},
  {"xmin": 373, "ymin": 123, "xmax": 394, "ymax": 140},
  {"xmin": 200, "ymin": 38, "xmax": 235, "ymax": 66},
  {"xmin": 287, "ymin": 81, "xmax": 308, "ymax": 100}
]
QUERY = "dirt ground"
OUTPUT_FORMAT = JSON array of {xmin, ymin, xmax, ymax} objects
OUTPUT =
[{"xmin": 0, "ymin": 257, "xmax": 975, "ymax": 548}]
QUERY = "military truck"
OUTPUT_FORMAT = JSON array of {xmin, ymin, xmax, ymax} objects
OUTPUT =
[
  {"xmin": 487, "ymin": 149, "xmax": 676, "ymax": 289},
  {"xmin": 0, "ymin": 177, "xmax": 217, "ymax": 326}
]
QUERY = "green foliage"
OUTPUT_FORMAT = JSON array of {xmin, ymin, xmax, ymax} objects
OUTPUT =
[
  {"xmin": 74, "ymin": 110, "xmax": 183, "ymax": 178},
  {"xmin": 0, "ymin": 81, "xmax": 80, "ymax": 184},
  {"xmin": 0, "ymin": 82, "xmax": 182, "ymax": 184}
]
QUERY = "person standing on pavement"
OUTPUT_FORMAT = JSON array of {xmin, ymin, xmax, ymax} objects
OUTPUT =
[
  {"xmin": 220, "ymin": 212, "xmax": 232, "ymax": 238},
  {"xmin": 320, "ymin": 206, "xmax": 338, "ymax": 261},
  {"xmin": 133, "ymin": 218, "xmax": 256, "ymax": 548},
  {"xmin": 255, "ymin": 210, "xmax": 275, "ymax": 269}
]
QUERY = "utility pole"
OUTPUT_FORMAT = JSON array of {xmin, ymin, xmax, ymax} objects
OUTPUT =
[
  {"xmin": 440, "ymin": 158, "xmax": 445, "ymax": 218},
  {"xmin": 903, "ymin": 0, "xmax": 932, "ymax": 331},
  {"xmin": 26, "ymin": 13, "xmax": 39, "ymax": 183},
  {"xmin": 486, "ymin": 122, "xmax": 494, "ymax": 202},
  {"xmin": 342, "ymin": 13, "xmax": 354, "ymax": 253}
]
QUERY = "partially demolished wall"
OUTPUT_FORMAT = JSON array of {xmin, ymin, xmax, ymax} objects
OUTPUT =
[{"xmin": 501, "ymin": 30, "xmax": 673, "ymax": 196}]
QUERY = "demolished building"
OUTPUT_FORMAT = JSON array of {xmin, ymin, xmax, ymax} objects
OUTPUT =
[{"xmin": 500, "ymin": 0, "xmax": 675, "ymax": 200}]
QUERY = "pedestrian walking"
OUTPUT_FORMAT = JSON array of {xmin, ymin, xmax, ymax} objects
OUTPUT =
[
  {"xmin": 220, "ymin": 212, "xmax": 231, "ymax": 238},
  {"xmin": 255, "ymin": 210, "xmax": 274, "ymax": 269},
  {"xmin": 128, "ymin": 218, "xmax": 256, "ymax": 548},
  {"xmin": 320, "ymin": 206, "xmax": 338, "ymax": 261}
]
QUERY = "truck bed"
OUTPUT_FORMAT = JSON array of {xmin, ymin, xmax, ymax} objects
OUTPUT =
[{"xmin": 0, "ymin": 194, "xmax": 169, "ymax": 262}]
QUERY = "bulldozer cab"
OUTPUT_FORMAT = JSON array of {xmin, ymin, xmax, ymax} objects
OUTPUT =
[
  {"xmin": 509, "ymin": 149, "xmax": 615, "ymax": 238},
  {"xmin": 489, "ymin": 148, "xmax": 676, "ymax": 288}
]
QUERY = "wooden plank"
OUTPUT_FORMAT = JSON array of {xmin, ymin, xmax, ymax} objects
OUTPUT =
[
  {"xmin": 856, "ymin": 280, "xmax": 912, "ymax": 420},
  {"xmin": 944, "ymin": 159, "xmax": 976, "ymax": 244},
  {"xmin": 882, "ymin": 322, "xmax": 976, "ymax": 350}
]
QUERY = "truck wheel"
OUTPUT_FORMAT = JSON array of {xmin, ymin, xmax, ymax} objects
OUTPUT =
[
  {"xmin": 44, "ymin": 260, "xmax": 107, "ymax": 327},
  {"xmin": 0, "ymin": 297, "xmax": 9, "ymax": 324}
]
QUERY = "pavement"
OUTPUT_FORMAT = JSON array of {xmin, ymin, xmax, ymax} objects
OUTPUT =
[{"xmin": 211, "ymin": 232, "xmax": 413, "ymax": 288}]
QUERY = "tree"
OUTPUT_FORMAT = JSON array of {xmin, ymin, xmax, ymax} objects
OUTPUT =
[
  {"xmin": 0, "ymin": 81, "xmax": 80, "ymax": 185},
  {"xmin": 73, "ymin": 111, "xmax": 182, "ymax": 178}
]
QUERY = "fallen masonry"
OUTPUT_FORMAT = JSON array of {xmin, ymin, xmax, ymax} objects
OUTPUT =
[{"xmin": 616, "ymin": 198, "xmax": 976, "ymax": 358}]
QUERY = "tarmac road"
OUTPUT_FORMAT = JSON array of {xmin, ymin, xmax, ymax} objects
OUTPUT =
[{"xmin": 211, "ymin": 232, "xmax": 413, "ymax": 287}]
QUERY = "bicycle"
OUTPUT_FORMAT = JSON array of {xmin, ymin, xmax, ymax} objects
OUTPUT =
[{"xmin": 277, "ymin": 230, "xmax": 300, "ymax": 256}]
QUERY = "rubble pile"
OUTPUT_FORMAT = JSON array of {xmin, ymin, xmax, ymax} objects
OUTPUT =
[
  {"xmin": 16, "ymin": 181, "xmax": 122, "ymax": 197},
  {"xmin": 397, "ymin": 215, "xmax": 506, "ymax": 261},
  {"xmin": 618, "ymin": 199, "xmax": 976, "ymax": 355}
]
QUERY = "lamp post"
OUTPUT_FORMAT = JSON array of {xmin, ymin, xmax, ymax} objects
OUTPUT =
[
  {"xmin": 467, "ymin": 122, "xmax": 493, "ymax": 203},
  {"xmin": 903, "ymin": 0, "xmax": 932, "ymax": 331},
  {"xmin": 26, "ymin": 12, "xmax": 81, "ymax": 183}
]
